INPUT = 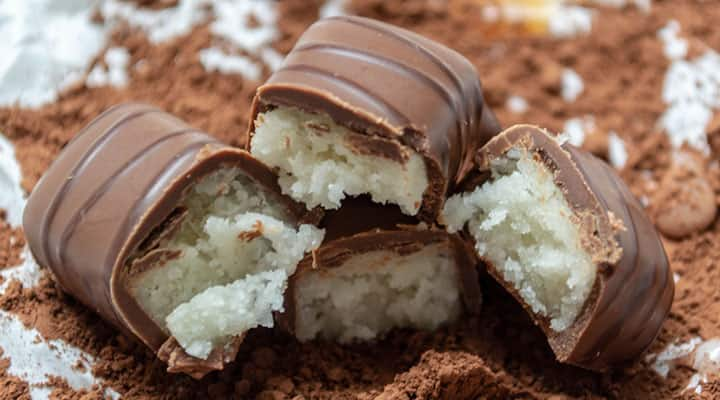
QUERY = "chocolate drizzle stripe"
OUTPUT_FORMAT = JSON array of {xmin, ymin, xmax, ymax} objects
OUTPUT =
[
  {"xmin": 328, "ymin": 16, "xmax": 473, "ymax": 151},
  {"xmin": 581, "ymin": 166, "xmax": 646, "ymax": 360},
  {"xmin": 66, "ymin": 104, "xmax": 150, "ymax": 146},
  {"xmin": 293, "ymin": 43, "xmax": 464, "ymax": 121},
  {"xmin": 55, "ymin": 128, "xmax": 205, "ymax": 266},
  {"xmin": 275, "ymin": 63, "xmax": 411, "ymax": 125},
  {"xmin": 620, "ymin": 208, "xmax": 670, "ymax": 343},
  {"xmin": 327, "ymin": 16, "xmax": 466, "ymax": 104},
  {"xmin": 39, "ymin": 109, "xmax": 162, "ymax": 268},
  {"xmin": 570, "ymin": 150, "xmax": 611, "ymax": 212},
  {"xmin": 631, "ymin": 266, "xmax": 673, "ymax": 346},
  {"xmin": 585, "ymin": 212, "xmax": 651, "ymax": 362},
  {"xmin": 104, "ymin": 140, "xmax": 214, "ymax": 272},
  {"xmin": 293, "ymin": 42, "xmax": 465, "ymax": 164},
  {"xmin": 625, "ymin": 256, "xmax": 666, "ymax": 343},
  {"xmin": 568, "ymin": 150, "xmax": 630, "ymax": 317}
]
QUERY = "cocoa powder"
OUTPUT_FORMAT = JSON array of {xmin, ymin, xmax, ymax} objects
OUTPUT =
[
  {"xmin": 1, "ymin": 0, "xmax": 720, "ymax": 399},
  {"xmin": 0, "ymin": 214, "xmax": 25, "ymax": 271}
]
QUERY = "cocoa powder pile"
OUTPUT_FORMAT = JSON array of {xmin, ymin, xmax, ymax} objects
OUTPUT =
[{"xmin": 1, "ymin": 0, "xmax": 720, "ymax": 399}]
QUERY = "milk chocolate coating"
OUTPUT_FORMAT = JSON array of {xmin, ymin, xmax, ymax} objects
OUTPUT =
[
  {"xmin": 22, "ymin": 103, "xmax": 315, "ymax": 377},
  {"xmin": 471, "ymin": 125, "xmax": 673, "ymax": 371},
  {"xmin": 280, "ymin": 198, "xmax": 482, "ymax": 336},
  {"xmin": 246, "ymin": 16, "xmax": 501, "ymax": 222}
]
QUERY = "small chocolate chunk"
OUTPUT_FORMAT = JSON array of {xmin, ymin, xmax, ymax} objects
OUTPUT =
[
  {"xmin": 442, "ymin": 125, "xmax": 673, "ymax": 371},
  {"xmin": 245, "ymin": 16, "xmax": 500, "ymax": 222}
]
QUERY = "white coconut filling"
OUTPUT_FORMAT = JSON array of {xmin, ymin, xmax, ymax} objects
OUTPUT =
[
  {"xmin": 250, "ymin": 106, "xmax": 429, "ymax": 215},
  {"xmin": 130, "ymin": 168, "xmax": 324, "ymax": 359},
  {"xmin": 442, "ymin": 148, "xmax": 595, "ymax": 331},
  {"xmin": 294, "ymin": 244, "xmax": 462, "ymax": 343}
]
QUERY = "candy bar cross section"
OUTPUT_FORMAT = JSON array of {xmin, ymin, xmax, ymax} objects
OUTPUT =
[
  {"xmin": 23, "ymin": 103, "xmax": 324, "ymax": 378},
  {"xmin": 442, "ymin": 125, "xmax": 674, "ymax": 371},
  {"xmin": 246, "ymin": 16, "xmax": 501, "ymax": 222}
]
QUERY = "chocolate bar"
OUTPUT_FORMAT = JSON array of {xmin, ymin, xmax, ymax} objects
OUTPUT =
[
  {"xmin": 246, "ymin": 16, "xmax": 501, "ymax": 222},
  {"xmin": 441, "ymin": 125, "xmax": 674, "ymax": 371},
  {"xmin": 280, "ymin": 198, "xmax": 482, "ymax": 343},
  {"xmin": 23, "ymin": 103, "xmax": 324, "ymax": 378}
]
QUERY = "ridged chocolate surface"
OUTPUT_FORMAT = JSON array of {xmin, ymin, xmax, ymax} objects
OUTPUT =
[
  {"xmin": 247, "ymin": 16, "xmax": 501, "ymax": 221},
  {"xmin": 22, "ymin": 103, "xmax": 311, "ymax": 366},
  {"xmin": 474, "ymin": 125, "xmax": 674, "ymax": 371}
]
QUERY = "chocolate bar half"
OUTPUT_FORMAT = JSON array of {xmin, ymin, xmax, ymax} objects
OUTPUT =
[
  {"xmin": 23, "ymin": 103, "xmax": 324, "ymax": 378},
  {"xmin": 246, "ymin": 16, "xmax": 500, "ymax": 222}
]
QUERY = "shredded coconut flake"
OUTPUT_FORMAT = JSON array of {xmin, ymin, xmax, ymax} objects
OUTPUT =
[
  {"xmin": 561, "ymin": 68, "xmax": 584, "ymax": 102},
  {"xmin": 320, "ymin": 0, "xmax": 348, "ymax": 18},
  {"xmin": 199, "ymin": 47, "xmax": 262, "ymax": 81},
  {"xmin": 506, "ymin": 95, "xmax": 529, "ymax": 114},
  {"xmin": 101, "ymin": 0, "xmax": 210, "ymax": 44},
  {"xmin": 685, "ymin": 339, "xmax": 720, "ymax": 393},
  {"xmin": 649, "ymin": 337, "xmax": 702, "ymax": 378},
  {"xmin": 657, "ymin": 20, "xmax": 688, "ymax": 60},
  {"xmin": 86, "ymin": 47, "xmax": 130, "ymax": 88},
  {"xmin": 657, "ymin": 20, "xmax": 720, "ymax": 153},
  {"xmin": 608, "ymin": 132, "xmax": 628, "ymax": 169},
  {"xmin": 562, "ymin": 116, "xmax": 595, "ymax": 147},
  {"xmin": 548, "ymin": 5, "xmax": 593, "ymax": 38}
]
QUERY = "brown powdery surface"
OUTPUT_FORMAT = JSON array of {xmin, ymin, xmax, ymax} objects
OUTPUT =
[
  {"xmin": 1, "ymin": 0, "xmax": 719, "ymax": 398},
  {"xmin": 0, "ymin": 212, "xmax": 25, "ymax": 271},
  {"xmin": 0, "ymin": 349, "xmax": 31, "ymax": 399}
]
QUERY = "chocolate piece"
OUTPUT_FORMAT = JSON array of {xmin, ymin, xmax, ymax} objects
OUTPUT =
[
  {"xmin": 442, "ymin": 125, "xmax": 673, "ymax": 371},
  {"xmin": 280, "ymin": 199, "xmax": 481, "ymax": 342},
  {"xmin": 23, "ymin": 103, "xmax": 322, "ymax": 378},
  {"xmin": 246, "ymin": 16, "xmax": 500, "ymax": 222}
]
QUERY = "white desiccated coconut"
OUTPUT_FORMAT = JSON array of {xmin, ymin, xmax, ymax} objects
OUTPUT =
[
  {"xmin": 548, "ymin": 5, "xmax": 593, "ymax": 38},
  {"xmin": 442, "ymin": 148, "xmax": 596, "ymax": 331},
  {"xmin": 657, "ymin": 20, "xmax": 688, "ymax": 60},
  {"xmin": 199, "ymin": 47, "xmax": 262, "ymax": 81},
  {"xmin": 561, "ymin": 68, "xmax": 584, "ymax": 102},
  {"xmin": 86, "ymin": 47, "xmax": 130, "ymax": 88},
  {"xmin": 648, "ymin": 337, "xmax": 702, "ymax": 378},
  {"xmin": 250, "ymin": 107, "xmax": 429, "ymax": 215},
  {"xmin": 608, "ymin": 132, "xmax": 628, "ymax": 169},
  {"xmin": 167, "ymin": 269, "xmax": 287, "ymax": 359},
  {"xmin": 506, "ymin": 95, "xmax": 529, "ymax": 114},
  {"xmin": 294, "ymin": 244, "xmax": 461, "ymax": 343},
  {"xmin": 320, "ymin": 0, "xmax": 348, "ymax": 18},
  {"xmin": 657, "ymin": 20, "xmax": 720, "ymax": 154},
  {"xmin": 562, "ymin": 116, "xmax": 595, "ymax": 147},
  {"xmin": 131, "ymin": 168, "xmax": 324, "ymax": 359}
]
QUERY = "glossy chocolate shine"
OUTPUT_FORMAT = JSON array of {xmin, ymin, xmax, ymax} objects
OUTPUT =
[
  {"xmin": 474, "ymin": 125, "xmax": 674, "ymax": 371},
  {"xmin": 22, "ymin": 103, "xmax": 311, "ymax": 371},
  {"xmin": 246, "ymin": 16, "xmax": 501, "ymax": 221}
]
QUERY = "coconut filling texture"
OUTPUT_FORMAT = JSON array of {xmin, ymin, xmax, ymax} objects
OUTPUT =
[
  {"xmin": 294, "ymin": 243, "xmax": 462, "ymax": 343},
  {"xmin": 128, "ymin": 168, "xmax": 324, "ymax": 359},
  {"xmin": 250, "ymin": 106, "xmax": 429, "ymax": 215},
  {"xmin": 442, "ymin": 148, "xmax": 596, "ymax": 332}
]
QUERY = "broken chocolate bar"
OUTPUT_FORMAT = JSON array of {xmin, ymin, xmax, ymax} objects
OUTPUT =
[
  {"xmin": 22, "ymin": 103, "xmax": 324, "ymax": 378},
  {"xmin": 245, "ymin": 15, "xmax": 501, "ymax": 222},
  {"xmin": 280, "ymin": 198, "xmax": 482, "ymax": 343},
  {"xmin": 441, "ymin": 125, "xmax": 674, "ymax": 371}
]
